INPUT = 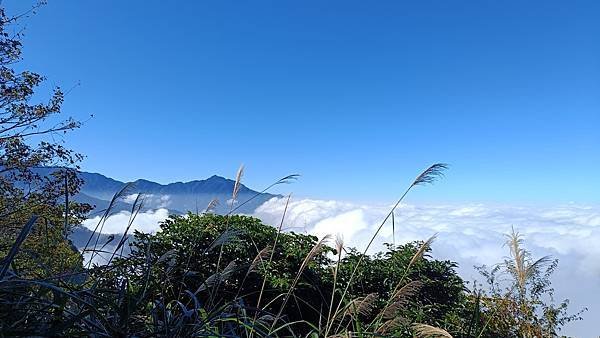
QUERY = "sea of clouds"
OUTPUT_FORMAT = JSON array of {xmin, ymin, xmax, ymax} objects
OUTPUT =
[
  {"xmin": 255, "ymin": 198, "xmax": 600, "ymax": 276},
  {"xmin": 81, "ymin": 196, "xmax": 599, "ymax": 336}
]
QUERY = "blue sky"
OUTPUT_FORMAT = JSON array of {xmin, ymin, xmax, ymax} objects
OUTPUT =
[{"xmin": 8, "ymin": 0, "xmax": 599, "ymax": 203}]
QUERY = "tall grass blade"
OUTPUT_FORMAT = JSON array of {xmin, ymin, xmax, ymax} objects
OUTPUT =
[
  {"xmin": 325, "ymin": 163, "xmax": 448, "ymax": 336},
  {"xmin": 83, "ymin": 182, "xmax": 134, "ymax": 265},
  {"xmin": 0, "ymin": 215, "xmax": 38, "ymax": 279},
  {"xmin": 227, "ymin": 174, "xmax": 299, "ymax": 215},
  {"xmin": 269, "ymin": 234, "xmax": 331, "ymax": 332},
  {"xmin": 106, "ymin": 193, "xmax": 145, "ymax": 266},
  {"xmin": 251, "ymin": 194, "xmax": 291, "ymax": 338}
]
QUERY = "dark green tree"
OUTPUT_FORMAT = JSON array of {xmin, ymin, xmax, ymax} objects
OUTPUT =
[{"xmin": 0, "ymin": 2, "xmax": 88, "ymax": 275}]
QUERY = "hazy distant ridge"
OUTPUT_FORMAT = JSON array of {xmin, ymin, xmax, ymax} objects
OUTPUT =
[{"xmin": 35, "ymin": 168, "xmax": 277, "ymax": 215}]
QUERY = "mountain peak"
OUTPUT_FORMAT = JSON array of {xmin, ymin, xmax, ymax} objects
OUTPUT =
[
  {"xmin": 35, "ymin": 168, "xmax": 278, "ymax": 215},
  {"xmin": 206, "ymin": 174, "xmax": 231, "ymax": 182}
]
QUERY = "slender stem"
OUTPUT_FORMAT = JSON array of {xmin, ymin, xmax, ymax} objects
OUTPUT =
[
  {"xmin": 325, "ymin": 244, "xmax": 343, "ymax": 335},
  {"xmin": 63, "ymin": 170, "xmax": 69, "ymax": 239},
  {"xmin": 250, "ymin": 194, "xmax": 291, "ymax": 338},
  {"xmin": 325, "ymin": 187, "xmax": 411, "ymax": 337}
]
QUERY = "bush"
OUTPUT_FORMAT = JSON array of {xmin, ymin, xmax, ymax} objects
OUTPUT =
[{"xmin": 84, "ymin": 213, "xmax": 470, "ymax": 337}]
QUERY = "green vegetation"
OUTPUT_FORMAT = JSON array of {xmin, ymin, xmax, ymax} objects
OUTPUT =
[
  {"xmin": 0, "ymin": 3, "xmax": 584, "ymax": 337},
  {"xmin": 0, "ymin": 1, "xmax": 89, "ymax": 285},
  {"xmin": 0, "ymin": 209, "xmax": 584, "ymax": 337}
]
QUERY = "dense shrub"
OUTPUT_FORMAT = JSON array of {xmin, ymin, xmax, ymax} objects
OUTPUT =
[{"xmin": 84, "ymin": 213, "xmax": 470, "ymax": 336}]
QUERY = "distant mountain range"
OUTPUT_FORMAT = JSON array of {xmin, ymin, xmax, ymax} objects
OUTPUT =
[
  {"xmin": 35, "ymin": 167, "xmax": 278, "ymax": 216},
  {"xmin": 32, "ymin": 168, "xmax": 278, "ymax": 252}
]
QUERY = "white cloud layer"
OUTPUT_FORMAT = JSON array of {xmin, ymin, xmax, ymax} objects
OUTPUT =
[
  {"xmin": 255, "ymin": 198, "xmax": 600, "ymax": 275},
  {"xmin": 82, "ymin": 208, "xmax": 170, "ymax": 234},
  {"xmin": 254, "ymin": 197, "xmax": 600, "ymax": 336},
  {"xmin": 123, "ymin": 193, "xmax": 172, "ymax": 208}
]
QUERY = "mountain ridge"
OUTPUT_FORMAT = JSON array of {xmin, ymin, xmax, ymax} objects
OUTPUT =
[{"xmin": 34, "ymin": 167, "xmax": 278, "ymax": 215}]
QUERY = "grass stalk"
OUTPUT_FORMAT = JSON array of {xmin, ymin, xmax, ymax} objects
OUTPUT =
[{"xmin": 324, "ymin": 163, "xmax": 447, "ymax": 337}]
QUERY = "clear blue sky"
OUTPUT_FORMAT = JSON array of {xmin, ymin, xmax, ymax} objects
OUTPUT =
[{"xmin": 8, "ymin": 0, "xmax": 600, "ymax": 203}]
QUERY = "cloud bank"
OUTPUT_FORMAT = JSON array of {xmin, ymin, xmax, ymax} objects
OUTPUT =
[
  {"xmin": 123, "ymin": 193, "xmax": 172, "ymax": 209},
  {"xmin": 255, "ymin": 198, "xmax": 600, "ymax": 276},
  {"xmin": 79, "ymin": 197, "xmax": 599, "ymax": 335},
  {"xmin": 254, "ymin": 197, "xmax": 599, "ymax": 336},
  {"xmin": 82, "ymin": 197, "xmax": 600, "ymax": 277},
  {"xmin": 82, "ymin": 208, "xmax": 170, "ymax": 234}
]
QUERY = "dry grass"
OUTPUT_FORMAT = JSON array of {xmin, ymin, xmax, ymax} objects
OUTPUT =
[
  {"xmin": 413, "ymin": 323, "xmax": 454, "ymax": 338},
  {"xmin": 269, "ymin": 234, "xmax": 332, "ymax": 332},
  {"xmin": 324, "ymin": 163, "xmax": 448, "ymax": 337},
  {"xmin": 505, "ymin": 227, "xmax": 551, "ymax": 293}
]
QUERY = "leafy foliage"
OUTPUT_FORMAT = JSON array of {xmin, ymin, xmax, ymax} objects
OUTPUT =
[
  {"xmin": 330, "ymin": 243, "xmax": 467, "ymax": 336},
  {"xmin": 470, "ymin": 229, "xmax": 585, "ymax": 338},
  {"xmin": 0, "ymin": 1, "xmax": 87, "ymax": 274},
  {"xmin": 104, "ymin": 213, "xmax": 333, "ymax": 334},
  {"xmin": 83, "ymin": 213, "xmax": 476, "ymax": 337}
]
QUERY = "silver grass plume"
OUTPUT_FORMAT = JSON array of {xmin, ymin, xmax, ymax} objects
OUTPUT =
[
  {"xmin": 249, "ymin": 246, "xmax": 272, "ymax": 273},
  {"xmin": 344, "ymin": 293, "xmax": 378, "ymax": 318},
  {"xmin": 409, "ymin": 234, "xmax": 437, "ymax": 267},
  {"xmin": 412, "ymin": 163, "xmax": 449, "ymax": 187},
  {"xmin": 412, "ymin": 323, "xmax": 454, "ymax": 338},
  {"xmin": 382, "ymin": 280, "xmax": 423, "ymax": 319},
  {"xmin": 205, "ymin": 198, "xmax": 219, "ymax": 213},
  {"xmin": 232, "ymin": 164, "xmax": 245, "ymax": 205}
]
